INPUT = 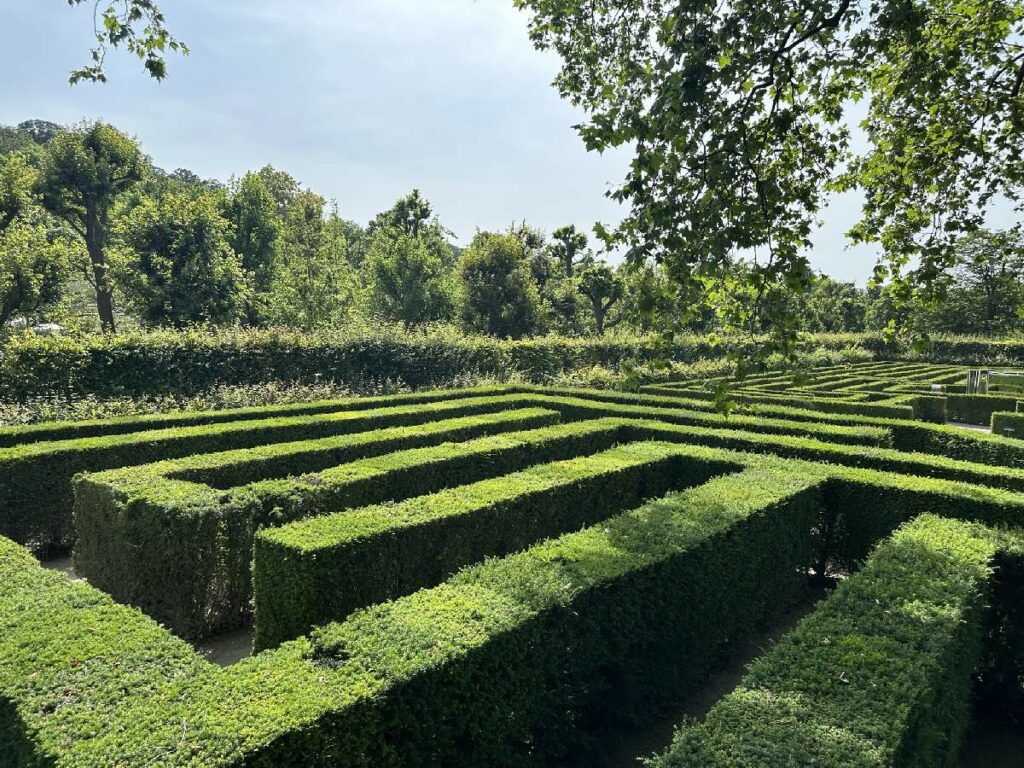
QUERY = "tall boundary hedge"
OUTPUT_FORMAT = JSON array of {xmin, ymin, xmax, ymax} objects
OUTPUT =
[{"xmin": 4, "ymin": 326, "xmax": 1024, "ymax": 400}]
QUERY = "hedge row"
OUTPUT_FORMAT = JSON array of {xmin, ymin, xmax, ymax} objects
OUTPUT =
[
  {"xmin": 252, "ymin": 441, "xmax": 734, "ymax": 649},
  {"xmin": 639, "ymin": 383, "xmax": 915, "ymax": 419},
  {"xmin": 5, "ymin": 460, "xmax": 822, "ymax": 766},
  {"xmin": 3, "ymin": 387, "xmax": 895, "ymax": 552},
  {"xmin": 6, "ymin": 327, "xmax": 1024, "ymax": 401},
  {"xmin": 74, "ymin": 412, "xmax": 1024, "ymax": 639},
  {"xmin": 946, "ymin": 393, "xmax": 1023, "ymax": 425},
  {"xmin": 4, "ymin": 444, "xmax": 1024, "ymax": 764},
  {"xmin": 0, "ymin": 390, "xmax": 538, "ymax": 551},
  {"xmin": 556, "ymin": 386, "xmax": 1024, "ymax": 468},
  {"xmin": 0, "ymin": 385, "xmax": 512, "ymax": 447},
  {"xmin": 0, "ymin": 327, "xmax": 710, "ymax": 400},
  {"xmin": 992, "ymin": 411, "xmax": 1024, "ymax": 440},
  {"xmin": 0, "ymin": 535, "xmax": 211, "ymax": 767},
  {"xmin": 74, "ymin": 409, "xmax": 566, "ymax": 639},
  {"xmin": 253, "ymin": 442, "xmax": 1024, "ymax": 654},
  {"xmin": 653, "ymin": 514, "xmax": 998, "ymax": 768}
]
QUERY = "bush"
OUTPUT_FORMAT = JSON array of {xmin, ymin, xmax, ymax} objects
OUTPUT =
[
  {"xmin": 652, "ymin": 514, "xmax": 998, "ymax": 768},
  {"xmin": 1, "ymin": 389, "xmax": 522, "ymax": 551},
  {"xmin": 3, "ymin": 387, "xmax": 896, "ymax": 552}
]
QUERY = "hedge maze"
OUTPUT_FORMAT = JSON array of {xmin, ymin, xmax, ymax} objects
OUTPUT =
[{"xmin": 2, "ymin": 369, "xmax": 1024, "ymax": 766}]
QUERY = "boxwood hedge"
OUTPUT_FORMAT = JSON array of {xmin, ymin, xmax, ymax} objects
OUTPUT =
[
  {"xmin": 74, "ymin": 408, "xmax": 564, "ymax": 638},
  {"xmin": 652, "ymin": 514, "xmax": 999, "ymax": 768},
  {"xmin": 252, "ymin": 441, "xmax": 736, "ymax": 649},
  {"xmin": 74, "ymin": 413, "xmax": 1024, "ymax": 640}
]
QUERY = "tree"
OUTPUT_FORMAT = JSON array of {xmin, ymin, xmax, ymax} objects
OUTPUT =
[
  {"xmin": 0, "ymin": 155, "xmax": 72, "ymax": 327},
  {"xmin": 514, "ymin": 0, "xmax": 1024, "ymax": 354},
  {"xmin": 256, "ymin": 166, "xmax": 303, "ymax": 219},
  {"xmin": 225, "ymin": 173, "xmax": 282, "ymax": 325},
  {"xmin": 548, "ymin": 225, "xmax": 588, "ymax": 278},
  {"xmin": 578, "ymin": 262, "xmax": 624, "ymax": 335},
  {"xmin": 926, "ymin": 229, "xmax": 1024, "ymax": 335},
  {"xmin": 67, "ymin": 0, "xmax": 188, "ymax": 84},
  {"xmin": 801, "ymin": 275, "xmax": 868, "ymax": 333},
  {"xmin": 115, "ymin": 191, "xmax": 246, "ymax": 327},
  {"xmin": 456, "ymin": 232, "xmax": 541, "ymax": 338},
  {"xmin": 0, "ymin": 213, "xmax": 74, "ymax": 328},
  {"xmin": 369, "ymin": 190, "xmax": 456, "ymax": 267},
  {"xmin": 37, "ymin": 122, "xmax": 145, "ymax": 331},
  {"xmin": 269, "ymin": 194, "xmax": 357, "ymax": 330},
  {"xmin": 365, "ymin": 227, "xmax": 453, "ymax": 327}
]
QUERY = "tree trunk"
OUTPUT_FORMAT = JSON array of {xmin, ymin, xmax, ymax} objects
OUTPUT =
[
  {"xmin": 594, "ymin": 303, "xmax": 605, "ymax": 335},
  {"xmin": 85, "ymin": 206, "xmax": 116, "ymax": 332}
]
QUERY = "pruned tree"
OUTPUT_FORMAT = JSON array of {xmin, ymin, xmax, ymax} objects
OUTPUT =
[
  {"xmin": 37, "ymin": 122, "xmax": 145, "ymax": 331},
  {"xmin": 578, "ymin": 262, "xmax": 624, "ymax": 335}
]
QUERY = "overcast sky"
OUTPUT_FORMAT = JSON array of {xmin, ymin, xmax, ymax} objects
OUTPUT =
[{"xmin": 0, "ymin": 1, "xmax": 945, "ymax": 284}]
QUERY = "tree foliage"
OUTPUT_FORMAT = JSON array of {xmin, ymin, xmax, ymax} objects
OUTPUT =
[
  {"xmin": 0, "ymin": 155, "xmax": 74, "ymax": 327},
  {"xmin": 37, "ymin": 122, "xmax": 145, "ymax": 331},
  {"xmin": 268, "ymin": 193, "xmax": 357, "ymax": 330},
  {"xmin": 365, "ymin": 225, "xmax": 453, "ymax": 327},
  {"xmin": 456, "ymin": 232, "xmax": 541, "ymax": 338},
  {"xmin": 115, "ymin": 191, "xmax": 245, "ymax": 327},
  {"xmin": 514, "ymin": 0, "xmax": 1024, "ymax": 356},
  {"xmin": 67, "ymin": 0, "xmax": 188, "ymax": 84}
]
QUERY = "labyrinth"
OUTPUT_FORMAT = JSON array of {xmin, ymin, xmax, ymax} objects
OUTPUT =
[{"xmin": 2, "ymin": 368, "xmax": 1024, "ymax": 766}]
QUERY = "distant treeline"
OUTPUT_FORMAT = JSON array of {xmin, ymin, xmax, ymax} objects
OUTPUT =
[{"xmin": 3, "ymin": 119, "xmax": 1024, "ymax": 343}]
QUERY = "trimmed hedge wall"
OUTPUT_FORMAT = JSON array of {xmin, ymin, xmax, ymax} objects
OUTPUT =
[
  {"xmin": 5, "ymin": 327, "xmax": 1024, "ymax": 402},
  {"xmin": 3, "ymin": 439, "xmax": 1023, "ymax": 764},
  {"xmin": 10, "ymin": 462, "xmax": 821, "ymax": 766},
  {"xmin": 946, "ymin": 393, "xmax": 1023, "ymax": 425},
  {"xmin": 652, "ymin": 514, "xmax": 998, "ymax": 768},
  {"xmin": 0, "ymin": 390, "xmax": 535, "ymax": 551},
  {"xmin": 992, "ymin": 411, "xmax": 1024, "ymax": 440},
  {"xmin": 74, "ymin": 409, "xmax": 565, "ymax": 639},
  {"xmin": 73, "ymin": 413, "xmax": 1024, "ymax": 640},
  {"xmin": 252, "ymin": 442, "xmax": 735, "ymax": 649},
  {"xmin": 0, "ymin": 535, "xmax": 211, "ymax": 767},
  {"xmin": 3, "ymin": 387, "xmax": 897, "ymax": 552}
]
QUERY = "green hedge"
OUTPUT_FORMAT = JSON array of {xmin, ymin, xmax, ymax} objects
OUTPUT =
[
  {"xmin": 0, "ymin": 326, "xmax": 731, "ymax": 400},
  {"xmin": 992, "ymin": 411, "xmax": 1024, "ymax": 440},
  {"xmin": 3, "ymin": 441, "xmax": 1024, "ymax": 764},
  {"xmin": 0, "ymin": 535, "xmax": 211, "ymax": 767},
  {"xmin": 4, "ymin": 386, "xmax": 896, "ymax": 552},
  {"xmin": 252, "ymin": 441, "xmax": 735, "ymax": 649},
  {"xmin": 652, "ymin": 514, "xmax": 997, "ymax": 768},
  {"xmin": 946, "ymin": 393, "xmax": 1023, "ymax": 425},
  {"xmin": 14, "ymin": 461, "xmax": 820, "ymax": 766},
  {"xmin": 0, "ymin": 385, "xmax": 512, "ymax": 448},
  {"xmin": 0, "ymin": 390, "xmax": 532, "ymax": 552},
  {"xmin": 639, "ymin": 383, "xmax": 915, "ymax": 419},
  {"xmin": 74, "ymin": 412, "xmax": 1024, "ymax": 640},
  {"xmin": 73, "ymin": 408, "xmax": 566, "ymax": 638}
]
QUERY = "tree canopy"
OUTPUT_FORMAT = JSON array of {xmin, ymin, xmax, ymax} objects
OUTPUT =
[{"xmin": 514, "ymin": 0, "xmax": 1024, "ymax": 357}]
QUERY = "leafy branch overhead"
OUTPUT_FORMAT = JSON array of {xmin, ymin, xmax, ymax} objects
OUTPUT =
[
  {"xmin": 67, "ymin": 0, "xmax": 188, "ymax": 84},
  {"xmin": 513, "ymin": 0, "xmax": 1024, "ymax": 353}
]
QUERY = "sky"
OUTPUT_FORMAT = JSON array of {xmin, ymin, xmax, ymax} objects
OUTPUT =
[{"xmin": 1, "ymin": 0, "xmax": 917, "ymax": 284}]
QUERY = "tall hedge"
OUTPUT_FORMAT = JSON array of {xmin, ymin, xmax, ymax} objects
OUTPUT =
[{"xmin": 4, "ymin": 325, "xmax": 1024, "ymax": 401}]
